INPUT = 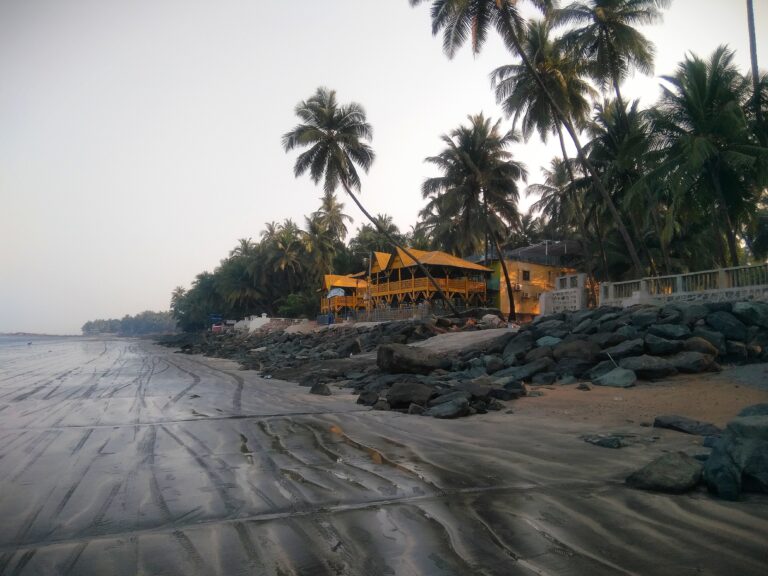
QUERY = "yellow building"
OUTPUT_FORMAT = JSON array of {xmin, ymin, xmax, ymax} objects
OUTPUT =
[{"xmin": 319, "ymin": 273, "xmax": 367, "ymax": 317}]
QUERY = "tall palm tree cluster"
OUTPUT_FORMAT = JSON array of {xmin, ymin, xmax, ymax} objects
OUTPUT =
[
  {"xmin": 171, "ymin": 1, "xmax": 767, "ymax": 330},
  {"xmin": 411, "ymin": 0, "xmax": 768, "ymax": 281}
]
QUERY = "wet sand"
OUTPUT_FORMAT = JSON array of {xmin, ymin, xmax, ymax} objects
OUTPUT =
[{"xmin": 0, "ymin": 337, "xmax": 766, "ymax": 575}]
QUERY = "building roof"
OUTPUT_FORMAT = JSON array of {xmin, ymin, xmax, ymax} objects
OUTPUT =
[
  {"xmin": 370, "ymin": 251, "xmax": 392, "ymax": 274},
  {"xmin": 468, "ymin": 240, "xmax": 582, "ymax": 267},
  {"xmin": 322, "ymin": 274, "xmax": 368, "ymax": 290},
  {"xmin": 390, "ymin": 247, "xmax": 492, "ymax": 272}
]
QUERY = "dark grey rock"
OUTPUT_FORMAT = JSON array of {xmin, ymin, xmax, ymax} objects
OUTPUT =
[
  {"xmin": 553, "ymin": 339, "xmax": 601, "ymax": 362},
  {"xmin": 588, "ymin": 360, "xmax": 617, "ymax": 381},
  {"xmin": 615, "ymin": 325, "xmax": 640, "ymax": 339},
  {"xmin": 739, "ymin": 404, "xmax": 768, "ymax": 417},
  {"xmin": 588, "ymin": 332, "xmax": 627, "ymax": 348},
  {"xmin": 619, "ymin": 355, "xmax": 677, "ymax": 380},
  {"xmin": 732, "ymin": 301, "xmax": 768, "ymax": 328},
  {"xmin": 572, "ymin": 318, "xmax": 596, "ymax": 334},
  {"xmin": 705, "ymin": 302, "xmax": 733, "ymax": 313},
  {"xmin": 704, "ymin": 415, "xmax": 768, "ymax": 499},
  {"xmin": 647, "ymin": 323, "xmax": 691, "ymax": 340},
  {"xmin": 599, "ymin": 338, "xmax": 645, "ymax": 360},
  {"xmin": 424, "ymin": 397, "xmax": 470, "ymax": 419},
  {"xmin": 631, "ymin": 309, "xmax": 659, "ymax": 328},
  {"xmin": 666, "ymin": 351, "xmax": 717, "ymax": 373},
  {"xmin": 407, "ymin": 403, "xmax": 425, "ymax": 415},
  {"xmin": 372, "ymin": 399, "xmax": 390, "ymax": 411},
  {"xmin": 674, "ymin": 302, "xmax": 710, "ymax": 325},
  {"xmin": 626, "ymin": 452, "xmax": 703, "ymax": 493},
  {"xmin": 377, "ymin": 343, "xmax": 450, "ymax": 374},
  {"xmin": 386, "ymin": 382, "xmax": 435, "ymax": 408},
  {"xmin": 593, "ymin": 367, "xmax": 637, "ymax": 388},
  {"xmin": 310, "ymin": 382, "xmax": 332, "ymax": 395},
  {"xmin": 483, "ymin": 354, "xmax": 504, "ymax": 374},
  {"xmin": 536, "ymin": 336, "xmax": 562, "ymax": 347},
  {"xmin": 502, "ymin": 334, "xmax": 534, "ymax": 366},
  {"xmin": 488, "ymin": 386, "xmax": 524, "ymax": 401},
  {"xmin": 427, "ymin": 390, "xmax": 471, "ymax": 407},
  {"xmin": 356, "ymin": 391, "xmax": 379, "ymax": 406},
  {"xmin": 683, "ymin": 336, "xmax": 720, "ymax": 357},
  {"xmin": 644, "ymin": 333, "xmax": 683, "ymax": 355},
  {"xmin": 524, "ymin": 346, "xmax": 553, "ymax": 363},
  {"xmin": 725, "ymin": 340, "xmax": 748, "ymax": 362},
  {"xmin": 654, "ymin": 414, "xmax": 721, "ymax": 436},
  {"xmin": 705, "ymin": 311, "xmax": 747, "ymax": 342},
  {"xmin": 553, "ymin": 357, "xmax": 595, "ymax": 378},
  {"xmin": 692, "ymin": 327, "xmax": 727, "ymax": 355},
  {"xmin": 531, "ymin": 372, "xmax": 557, "ymax": 385},
  {"xmin": 494, "ymin": 357, "xmax": 554, "ymax": 382},
  {"xmin": 557, "ymin": 374, "xmax": 578, "ymax": 385},
  {"xmin": 577, "ymin": 382, "xmax": 592, "ymax": 391}
]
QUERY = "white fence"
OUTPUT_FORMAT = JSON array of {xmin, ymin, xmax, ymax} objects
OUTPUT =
[
  {"xmin": 600, "ymin": 263, "xmax": 768, "ymax": 308},
  {"xmin": 539, "ymin": 274, "xmax": 589, "ymax": 314}
]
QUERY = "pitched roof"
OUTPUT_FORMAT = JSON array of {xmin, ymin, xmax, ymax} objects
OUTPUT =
[
  {"xmin": 391, "ymin": 247, "xmax": 492, "ymax": 272},
  {"xmin": 371, "ymin": 251, "xmax": 391, "ymax": 273},
  {"xmin": 322, "ymin": 274, "xmax": 368, "ymax": 290}
]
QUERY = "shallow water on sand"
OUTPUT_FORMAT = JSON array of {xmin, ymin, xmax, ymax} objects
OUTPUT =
[{"xmin": 0, "ymin": 338, "xmax": 765, "ymax": 575}]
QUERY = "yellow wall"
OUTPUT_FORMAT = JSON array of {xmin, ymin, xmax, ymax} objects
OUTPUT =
[{"xmin": 493, "ymin": 260, "xmax": 574, "ymax": 318}]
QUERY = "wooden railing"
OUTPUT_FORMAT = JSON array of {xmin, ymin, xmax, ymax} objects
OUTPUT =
[
  {"xmin": 369, "ymin": 277, "xmax": 486, "ymax": 296},
  {"xmin": 320, "ymin": 296, "xmax": 365, "ymax": 312}
]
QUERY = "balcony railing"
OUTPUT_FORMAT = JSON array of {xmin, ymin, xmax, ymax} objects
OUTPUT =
[{"xmin": 369, "ymin": 277, "xmax": 486, "ymax": 296}]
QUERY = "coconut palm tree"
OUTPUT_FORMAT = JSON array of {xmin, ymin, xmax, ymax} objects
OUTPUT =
[
  {"xmin": 554, "ymin": 0, "xmax": 668, "ymax": 127},
  {"xmin": 283, "ymin": 87, "xmax": 457, "ymax": 312},
  {"xmin": 746, "ymin": 0, "xmax": 763, "ymax": 129},
  {"xmin": 421, "ymin": 113, "xmax": 526, "ymax": 319},
  {"xmin": 314, "ymin": 192, "xmax": 353, "ymax": 242},
  {"xmin": 651, "ymin": 46, "xmax": 768, "ymax": 267},
  {"xmin": 410, "ymin": 0, "xmax": 645, "ymax": 275}
]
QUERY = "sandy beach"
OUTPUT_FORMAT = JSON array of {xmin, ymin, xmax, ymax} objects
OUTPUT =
[{"xmin": 0, "ymin": 336, "xmax": 765, "ymax": 575}]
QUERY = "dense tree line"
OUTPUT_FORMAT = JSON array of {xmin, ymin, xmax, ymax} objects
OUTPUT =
[
  {"xmin": 82, "ymin": 311, "xmax": 177, "ymax": 335},
  {"xmin": 171, "ymin": 0, "xmax": 767, "ymax": 331}
]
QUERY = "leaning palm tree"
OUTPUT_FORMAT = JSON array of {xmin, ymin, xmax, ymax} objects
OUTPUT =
[
  {"xmin": 410, "ymin": 0, "xmax": 645, "ymax": 275},
  {"xmin": 422, "ymin": 113, "xmax": 526, "ymax": 320},
  {"xmin": 283, "ymin": 87, "xmax": 457, "ymax": 313},
  {"xmin": 746, "ymin": 0, "xmax": 763, "ymax": 128}
]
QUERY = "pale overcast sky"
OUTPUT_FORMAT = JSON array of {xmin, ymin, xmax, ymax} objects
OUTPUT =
[{"xmin": 1, "ymin": 0, "xmax": 766, "ymax": 334}]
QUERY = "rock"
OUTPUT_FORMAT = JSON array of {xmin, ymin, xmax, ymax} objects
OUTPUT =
[
  {"xmin": 533, "ymin": 319, "xmax": 567, "ymax": 336},
  {"xmin": 557, "ymin": 374, "xmax": 578, "ymax": 385},
  {"xmin": 647, "ymin": 323, "xmax": 691, "ymax": 340},
  {"xmin": 480, "ymin": 314, "xmax": 505, "ymax": 328},
  {"xmin": 615, "ymin": 325, "xmax": 639, "ymax": 339},
  {"xmin": 536, "ymin": 336, "xmax": 562, "ymax": 348},
  {"xmin": 599, "ymin": 338, "xmax": 645, "ymax": 360},
  {"xmin": 488, "ymin": 386, "xmax": 523, "ymax": 401},
  {"xmin": 704, "ymin": 415, "xmax": 768, "ymax": 499},
  {"xmin": 683, "ymin": 336, "xmax": 719, "ymax": 357},
  {"xmin": 572, "ymin": 318, "xmax": 596, "ymax": 334},
  {"xmin": 588, "ymin": 332, "xmax": 627, "ymax": 348},
  {"xmin": 531, "ymin": 372, "xmax": 557, "ymax": 385},
  {"xmin": 524, "ymin": 346, "xmax": 554, "ymax": 363},
  {"xmin": 593, "ymin": 367, "xmax": 637, "ymax": 388},
  {"xmin": 386, "ymin": 382, "xmax": 435, "ymax": 408},
  {"xmin": 583, "ymin": 434, "xmax": 625, "ymax": 449},
  {"xmin": 666, "ymin": 351, "xmax": 717, "ymax": 373},
  {"xmin": 692, "ymin": 327, "xmax": 727, "ymax": 355},
  {"xmin": 428, "ymin": 390, "xmax": 471, "ymax": 407},
  {"xmin": 644, "ymin": 333, "xmax": 683, "ymax": 355},
  {"xmin": 483, "ymin": 354, "xmax": 504, "ymax": 374},
  {"xmin": 588, "ymin": 360, "xmax": 616, "ymax": 381},
  {"xmin": 424, "ymin": 397, "xmax": 470, "ymax": 419},
  {"xmin": 494, "ymin": 357, "xmax": 554, "ymax": 382},
  {"xmin": 377, "ymin": 343, "xmax": 450, "ymax": 375},
  {"xmin": 725, "ymin": 340, "xmax": 748, "ymax": 362},
  {"xmin": 553, "ymin": 339, "xmax": 601, "ymax": 362},
  {"xmin": 502, "ymin": 334, "xmax": 534, "ymax": 366},
  {"xmin": 739, "ymin": 404, "xmax": 768, "ymax": 417},
  {"xmin": 705, "ymin": 311, "xmax": 747, "ymax": 342},
  {"xmin": 407, "ymin": 403, "xmax": 425, "ymax": 415},
  {"xmin": 732, "ymin": 301, "xmax": 768, "ymax": 328},
  {"xmin": 456, "ymin": 380, "xmax": 493, "ymax": 400},
  {"xmin": 356, "ymin": 391, "xmax": 379, "ymax": 406},
  {"xmin": 577, "ymin": 382, "xmax": 592, "ymax": 391},
  {"xmin": 674, "ymin": 302, "xmax": 710, "ymax": 325},
  {"xmin": 626, "ymin": 452, "xmax": 703, "ymax": 493},
  {"xmin": 619, "ymin": 355, "xmax": 677, "ymax": 380},
  {"xmin": 654, "ymin": 414, "xmax": 721, "ymax": 436},
  {"xmin": 552, "ymin": 357, "xmax": 595, "ymax": 378},
  {"xmin": 372, "ymin": 399, "xmax": 390, "ymax": 411},
  {"xmin": 309, "ymin": 382, "xmax": 332, "ymax": 395},
  {"xmin": 706, "ymin": 302, "xmax": 733, "ymax": 313},
  {"xmin": 630, "ymin": 309, "xmax": 659, "ymax": 328}
]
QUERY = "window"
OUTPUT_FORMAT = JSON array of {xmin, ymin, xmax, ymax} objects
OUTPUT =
[{"xmin": 522, "ymin": 270, "xmax": 531, "ymax": 282}]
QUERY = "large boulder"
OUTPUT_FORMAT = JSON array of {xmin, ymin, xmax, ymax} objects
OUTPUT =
[
  {"xmin": 619, "ymin": 355, "xmax": 677, "ymax": 380},
  {"xmin": 553, "ymin": 339, "xmax": 601, "ymax": 362},
  {"xmin": 683, "ymin": 336, "xmax": 720, "ymax": 357},
  {"xmin": 704, "ymin": 415, "xmax": 768, "ymax": 500},
  {"xmin": 588, "ymin": 331, "xmax": 627, "ymax": 348},
  {"xmin": 654, "ymin": 414, "xmax": 722, "ymax": 436},
  {"xmin": 377, "ymin": 344, "xmax": 450, "ymax": 375},
  {"xmin": 385, "ymin": 382, "xmax": 435, "ymax": 408},
  {"xmin": 552, "ymin": 357, "xmax": 596, "ymax": 378},
  {"xmin": 427, "ymin": 390, "xmax": 471, "ymax": 407},
  {"xmin": 692, "ymin": 327, "xmax": 727, "ymax": 356},
  {"xmin": 644, "ymin": 333, "xmax": 683, "ymax": 356},
  {"xmin": 494, "ymin": 357, "xmax": 554, "ymax": 382},
  {"xmin": 588, "ymin": 360, "xmax": 616, "ymax": 381},
  {"xmin": 524, "ymin": 346, "xmax": 554, "ymax": 363},
  {"xmin": 673, "ymin": 302, "xmax": 710, "ymax": 326},
  {"xmin": 739, "ymin": 404, "xmax": 768, "ymax": 417},
  {"xmin": 647, "ymin": 323, "xmax": 691, "ymax": 340},
  {"xmin": 630, "ymin": 308, "xmax": 659, "ymax": 328},
  {"xmin": 626, "ymin": 452, "xmax": 703, "ymax": 493},
  {"xmin": 666, "ymin": 351, "xmax": 717, "ymax": 373},
  {"xmin": 593, "ymin": 367, "xmax": 637, "ymax": 388},
  {"xmin": 599, "ymin": 338, "xmax": 645, "ymax": 360},
  {"xmin": 705, "ymin": 311, "xmax": 747, "ymax": 342},
  {"xmin": 731, "ymin": 301, "xmax": 768, "ymax": 329},
  {"xmin": 424, "ymin": 397, "xmax": 470, "ymax": 419},
  {"xmin": 502, "ymin": 334, "xmax": 534, "ymax": 366},
  {"xmin": 310, "ymin": 382, "xmax": 332, "ymax": 396}
]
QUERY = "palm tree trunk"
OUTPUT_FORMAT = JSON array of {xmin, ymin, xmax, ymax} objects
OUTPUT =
[
  {"xmin": 710, "ymin": 170, "xmax": 740, "ymax": 266},
  {"xmin": 490, "ymin": 230, "xmax": 516, "ymax": 321},
  {"xmin": 592, "ymin": 211, "xmax": 611, "ymax": 280},
  {"xmin": 498, "ymin": 7, "xmax": 644, "ymax": 277},
  {"xmin": 339, "ymin": 179, "xmax": 460, "ymax": 315},
  {"xmin": 747, "ymin": 0, "xmax": 764, "ymax": 128}
]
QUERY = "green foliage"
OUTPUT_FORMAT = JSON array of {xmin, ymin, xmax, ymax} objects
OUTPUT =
[{"xmin": 82, "ymin": 311, "xmax": 176, "ymax": 336}]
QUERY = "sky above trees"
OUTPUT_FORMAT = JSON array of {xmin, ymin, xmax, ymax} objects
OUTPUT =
[{"xmin": 1, "ymin": 0, "xmax": 765, "ymax": 334}]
